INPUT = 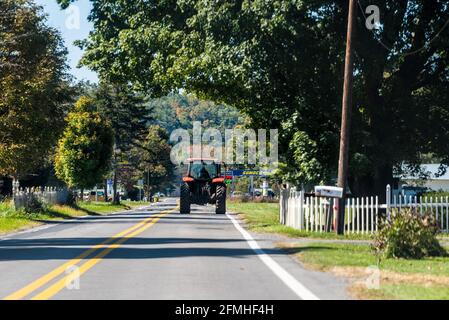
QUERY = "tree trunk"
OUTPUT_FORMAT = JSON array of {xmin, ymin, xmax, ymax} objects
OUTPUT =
[
  {"xmin": 350, "ymin": 164, "xmax": 394, "ymax": 202},
  {"xmin": 104, "ymin": 179, "xmax": 109, "ymax": 202},
  {"xmin": 112, "ymin": 166, "xmax": 120, "ymax": 205}
]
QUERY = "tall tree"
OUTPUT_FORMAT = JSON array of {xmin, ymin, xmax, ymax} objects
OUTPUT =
[
  {"xmin": 55, "ymin": 96, "xmax": 114, "ymax": 192},
  {"xmin": 92, "ymin": 83, "xmax": 151, "ymax": 204},
  {"xmin": 59, "ymin": 0, "xmax": 449, "ymax": 196},
  {"xmin": 0, "ymin": 0, "xmax": 71, "ymax": 180},
  {"xmin": 134, "ymin": 125, "xmax": 175, "ymax": 197}
]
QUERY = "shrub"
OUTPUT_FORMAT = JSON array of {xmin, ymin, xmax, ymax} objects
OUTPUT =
[
  {"xmin": 372, "ymin": 209, "xmax": 446, "ymax": 260},
  {"xmin": 0, "ymin": 200, "xmax": 15, "ymax": 217},
  {"xmin": 229, "ymin": 197, "xmax": 277, "ymax": 204},
  {"xmin": 423, "ymin": 190, "xmax": 449, "ymax": 199},
  {"xmin": 23, "ymin": 195, "xmax": 45, "ymax": 215}
]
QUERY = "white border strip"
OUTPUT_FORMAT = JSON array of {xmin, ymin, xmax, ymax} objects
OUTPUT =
[{"xmin": 226, "ymin": 213, "xmax": 320, "ymax": 300}]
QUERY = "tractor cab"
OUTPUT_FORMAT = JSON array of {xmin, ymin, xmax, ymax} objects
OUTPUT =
[
  {"xmin": 180, "ymin": 158, "xmax": 227, "ymax": 214},
  {"xmin": 188, "ymin": 160, "xmax": 220, "ymax": 181}
]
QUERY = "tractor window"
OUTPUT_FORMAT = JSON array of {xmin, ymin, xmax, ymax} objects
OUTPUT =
[{"xmin": 190, "ymin": 163, "xmax": 218, "ymax": 180}]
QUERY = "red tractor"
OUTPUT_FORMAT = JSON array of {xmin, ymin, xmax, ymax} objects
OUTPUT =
[{"xmin": 180, "ymin": 158, "xmax": 228, "ymax": 214}]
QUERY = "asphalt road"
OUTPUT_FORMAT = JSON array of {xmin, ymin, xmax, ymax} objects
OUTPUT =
[{"xmin": 0, "ymin": 198, "xmax": 348, "ymax": 300}]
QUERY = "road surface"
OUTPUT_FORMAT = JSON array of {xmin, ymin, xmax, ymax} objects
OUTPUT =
[{"xmin": 0, "ymin": 199, "xmax": 348, "ymax": 300}]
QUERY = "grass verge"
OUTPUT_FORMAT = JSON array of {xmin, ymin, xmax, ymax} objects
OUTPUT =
[
  {"xmin": 280, "ymin": 242, "xmax": 449, "ymax": 300},
  {"xmin": 227, "ymin": 201, "xmax": 372, "ymax": 240},
  {"xmin": 0, "ymin": 200, "xmax": 150, "ymax": 235}
]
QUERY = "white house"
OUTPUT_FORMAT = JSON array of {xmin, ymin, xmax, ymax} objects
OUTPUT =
[{"xmin": 401, "ymin": 164, "xmax": 449, "ymax": 192}]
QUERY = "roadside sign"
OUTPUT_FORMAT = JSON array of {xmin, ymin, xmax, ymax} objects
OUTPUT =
[{"xmin": 226, "ymin": 170, "xmax": 274, "ymax": 177}]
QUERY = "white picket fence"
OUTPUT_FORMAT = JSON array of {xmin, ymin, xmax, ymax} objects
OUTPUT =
[
  {"xmin": 280, "ymin": 186, "xmax": 449, "ymax": 234},
  {"xmin": 387, "ymin": 193, "xmax": 449, "ymax": 233},
  {"xmin": 13, "ymin": 187, "xmax": 69, "ymax": 210}
]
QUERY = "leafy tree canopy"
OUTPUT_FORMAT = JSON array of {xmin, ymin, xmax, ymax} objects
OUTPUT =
[
  {"xmin": 59, "ymin": 0, "xmax": 449, "ymax": 195},
  {"xmin": 133, "ymin": 125, "xmax": 176, "ymax": 194},
  {"xmin": 92, "ymin": 83, "xmax": 152, "ymax": 152},
  {"xmin": 0, "ymin": 0, "xmax": 72, "ymax": 178},
  {"xmin": 149, "ymin": 93, "xmax": 246, "ymax": 134},
  {"xmin": 55, "ymin": 96, "xmax": 114, "ymax": 189}
]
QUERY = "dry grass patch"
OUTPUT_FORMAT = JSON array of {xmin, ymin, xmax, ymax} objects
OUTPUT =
[{"xmin": 277, "ymin": 241, "xmax": 449, "ymax": 300}]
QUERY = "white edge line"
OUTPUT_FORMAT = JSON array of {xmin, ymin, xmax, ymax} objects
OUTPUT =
[{"xmin": 226, "ymin": 212, "xmax": 320, "ymax": 301}]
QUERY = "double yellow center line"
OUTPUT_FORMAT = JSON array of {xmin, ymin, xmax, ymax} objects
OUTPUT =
[{"xmin": 4, "ymin": 206, "xmax": 177, "ymax": 300}]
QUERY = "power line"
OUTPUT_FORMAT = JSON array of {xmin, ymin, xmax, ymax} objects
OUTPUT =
[{"xmin": 357, "ymin": 0, "xmax": 449, "ymax": 57}]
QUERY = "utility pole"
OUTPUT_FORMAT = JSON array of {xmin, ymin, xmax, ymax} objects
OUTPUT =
[
  {"xmin": 336, "ymin": 0, "xmax": 356, "ymax": 235},
  {"xmin": 112, "ymin": 146, "xmax": 120, "ymax": 205}
]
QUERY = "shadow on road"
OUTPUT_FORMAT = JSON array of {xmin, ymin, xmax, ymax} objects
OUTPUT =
[
  {"xmin": 0, "ymin": 236, "xmax": 284, "ymax": 261},
  {"xmin": 0, "ymin": 203, "xmax": 282, "ymax": 262}
]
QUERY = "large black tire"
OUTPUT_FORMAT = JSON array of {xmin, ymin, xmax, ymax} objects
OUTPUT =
[
  {"xmin": 180, "ymin": 183, "xmax": 191, "ymax": 214},
  {"xmin": 215, "ymin": 184, "xmax": 226, "ymax": 215}
]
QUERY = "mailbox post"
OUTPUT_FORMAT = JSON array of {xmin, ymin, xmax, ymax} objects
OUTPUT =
[{"xmin": 314, "ymin": 186, "xmax": 344, "ymax": 233}]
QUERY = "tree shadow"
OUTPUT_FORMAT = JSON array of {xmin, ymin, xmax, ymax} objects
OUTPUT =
[{"xmin": 280, "ymin": 245, "xmax": 334, "ymax": 256}]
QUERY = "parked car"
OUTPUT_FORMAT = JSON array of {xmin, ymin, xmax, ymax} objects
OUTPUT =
[
  {"xmin": 393, "ymin": 184, "xmax": 428, "ymax": 198},
  {"xmin": 231, "ymin": 191, "xmax": 245, "ymax": 198}
]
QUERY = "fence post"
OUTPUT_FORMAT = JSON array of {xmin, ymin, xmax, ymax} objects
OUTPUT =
[
  {"xmin": 386, "ymin": 184, "xmax": 391, "ymax": 219},
  {"xmin": 279, "ymin": 189, "xmax": 285, "ymax": 225},
  {"xmin": 299, "ymin": 190, "xmax": 304, "ymax": 230}
]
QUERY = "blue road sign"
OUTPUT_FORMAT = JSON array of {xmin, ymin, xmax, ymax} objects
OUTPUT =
[{"xmin": 226, "ymin": 170, "xmax": 273, "ymax": 177}]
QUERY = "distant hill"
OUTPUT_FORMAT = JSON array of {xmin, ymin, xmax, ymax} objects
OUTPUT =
[{"xmin": 149, "ymin": 93, "xmax": 247, "ymax": 134}]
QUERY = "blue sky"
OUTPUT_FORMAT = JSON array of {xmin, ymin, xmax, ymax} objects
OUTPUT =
[{"xmin": 35, "ymin": 0, "xmax": 98, "ymax": 83}]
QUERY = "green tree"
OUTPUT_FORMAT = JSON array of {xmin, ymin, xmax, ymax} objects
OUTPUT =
[
  {"xmin": 92, "ymin": 83, "xmax": 151, "ymax": 204},
  {"xmin": 135, "ymin": 125, "xmax": 175, "ymax": 197},
  {"xmin": 0, "ymin": 0, "xmax": 71, "ymax": 180},
  {"xmin": 55, "ymin": 97, "xmax": 114, "ymax": 191},
  {"xmin": 58, "ymin": 0, "xmax": 449, "ymax": 196},
  {"xmin": 93, "ymin": 83, "xmax": 151, "ymax": 151},
  {"xmin": 150, "ymin": 93, "xmax": 246, "ymax": 134}
]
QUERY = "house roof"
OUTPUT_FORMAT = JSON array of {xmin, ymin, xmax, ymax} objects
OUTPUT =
[{"xmin": 401, "ymin": 164, "xmax": 449, "ymax": 181}]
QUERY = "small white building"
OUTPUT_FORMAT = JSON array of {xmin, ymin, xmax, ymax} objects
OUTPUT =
[{"xmin": 401, "ymin": 164, "xmax": 449, "ymax": 192}]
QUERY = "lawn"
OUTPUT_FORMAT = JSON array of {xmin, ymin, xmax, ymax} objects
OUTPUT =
[
  {"xmin": 76, "ymin": 201, "xmax": 138, "ymax": 215},
  {"xmin": 227, "ymin": 201, "xmax": 449, "ymax": 299},
  {"xmin": 227, "ymin": 201, "xmax": 372, "ymax": 240},
  {"xmin": 282, "ymin": 242, "xmax": 449, "ymax": 300},
  {"xmin": 0, "ymin": 200, "xmax": 151, "ymax": 235}
]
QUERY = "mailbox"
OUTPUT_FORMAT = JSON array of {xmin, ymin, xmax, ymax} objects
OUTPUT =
[{"xmin": 314, "ymin": 186, "xmax": 344, "ymax": 199}]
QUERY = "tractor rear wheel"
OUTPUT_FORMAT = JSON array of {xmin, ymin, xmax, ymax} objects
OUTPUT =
[
  {"xmin": 180, "ymin": 183, "xmax": 191, "ymax": 214},
  {"xmin": 215, "ymin": 184, "xmax": 226, "ymax": 215}
]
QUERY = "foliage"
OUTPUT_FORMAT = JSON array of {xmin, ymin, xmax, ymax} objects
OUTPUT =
[
  {"xmin": 54, "ymin": 97, "xmax": 114, "ymax": 189},
  {"xmin": 90, "ymin": 83, "xmax": 152, "ymax": 203},
  {"xmin": 0, "ymin": 0, "xmax": 72, "ymax": 178},
  {"xmin": 93, "ymin": 83, "xmax": 151, "ymax": 151},
  {"xmin": 372, "ymin": 209, "xmax": 447, "ymax": 260},
  {"xmin": 150, "ymin": 93, "xmax": 246, "ymax": 134},
  {"xmin": 21, "ymin": 195, "xmax": 45, "ymax": 215},
  {"xmin": 423, "ymin": 190, "xmax": 449, "ymax": 199},
  {"xmin": 133, "ymin": 125, "xmax": 175, "ymax": 194},
  {"xmin": 288, "ymin": 131, "xmax": 336, "ymax": 186},
  {"xmin": 61, "ymin": 0, "xmax": 449, "ymax": 195}
]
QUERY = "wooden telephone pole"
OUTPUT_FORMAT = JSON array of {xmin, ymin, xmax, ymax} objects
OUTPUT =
[{"xmin": 336, "ymin": 0, "xmax": 356, "ymax": 235}]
